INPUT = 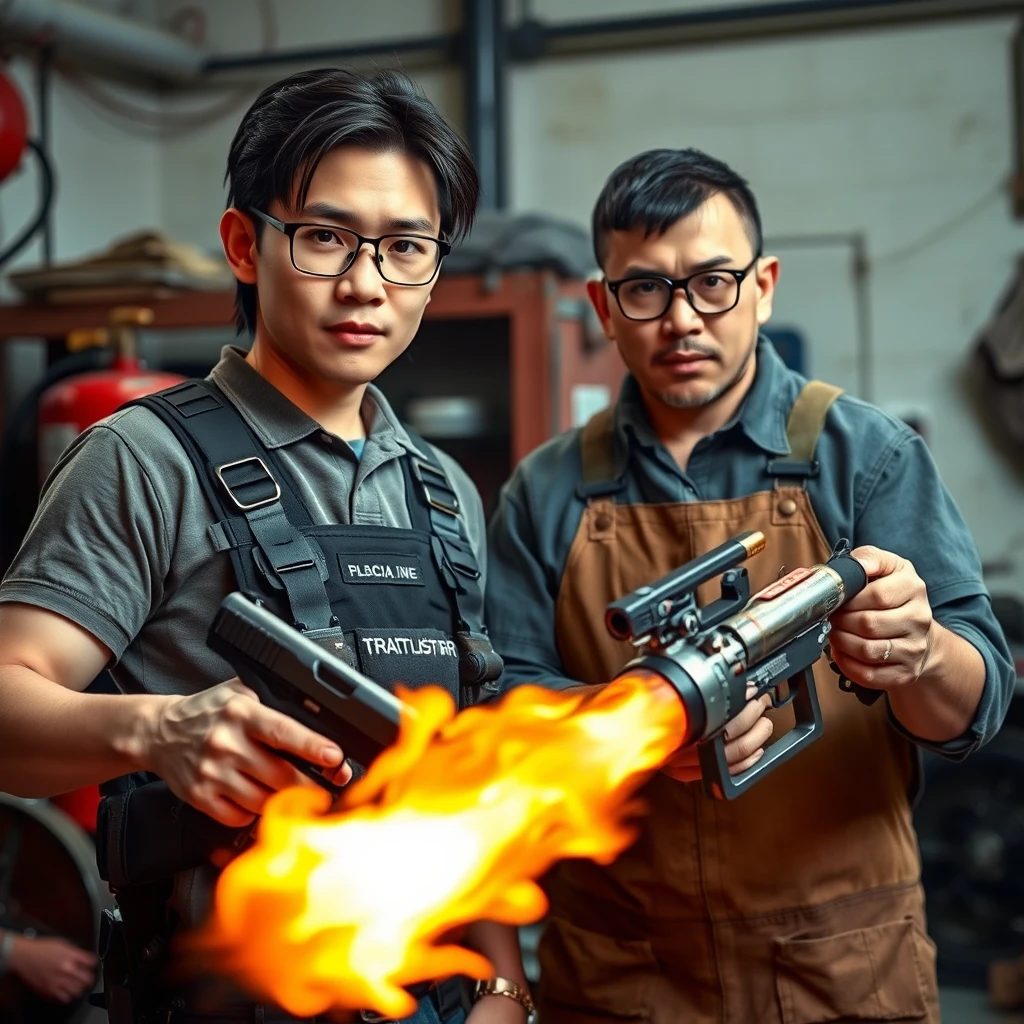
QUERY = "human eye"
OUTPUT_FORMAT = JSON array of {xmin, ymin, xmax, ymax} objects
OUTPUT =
[
  {"xmin": 624, "ymin": 278, "xmax": 664, "ymax": 297},
  {"xmin": 388, "ymin": 236, "xmax": 430, "ymax": 257},
  {"xmin": 296, "ymin": 226, "xmax": 347, "ymax": 248}
]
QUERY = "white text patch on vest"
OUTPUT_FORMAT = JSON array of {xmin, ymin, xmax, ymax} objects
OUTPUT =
[
  {"xmin": 360, "ymin": 636, "xmax": 458, "ymax": 658},
  {"xmin": 340, "ymin": 554, "xmax": 425, "ymax": 585}
]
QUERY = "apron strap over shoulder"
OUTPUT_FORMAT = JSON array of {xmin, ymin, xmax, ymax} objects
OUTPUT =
[
  {"xmin": 767, "ymin": 380, "xmax": 844, "ymax": 483},
  {"xmin": 577, "ymin": 405, "xmax": 627, "ymax": 500}
]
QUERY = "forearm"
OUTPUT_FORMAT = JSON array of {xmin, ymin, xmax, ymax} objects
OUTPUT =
[
  {"xmin": 887, "ymin": 622, "xmax": 986, "ymax": 743},
  {"xmin": 0, "ymin": 665, "xmax": 159, "ymax": 796},
  {"xmin": 465, "ymin": 921, "xmax": 528, "ymax": 986}
]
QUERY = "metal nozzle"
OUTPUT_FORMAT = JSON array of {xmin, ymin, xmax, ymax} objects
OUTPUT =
[{"xmin": 740, "ymin": 531, "xmax": 766, "ymax": 560}]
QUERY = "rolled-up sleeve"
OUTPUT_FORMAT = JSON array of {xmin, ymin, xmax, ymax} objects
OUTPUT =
[{"xmin": 854, "ymin": 431, "xmax": 1016, "ymax": 759}]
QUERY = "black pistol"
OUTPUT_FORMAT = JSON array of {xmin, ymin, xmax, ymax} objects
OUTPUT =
[
  {"xmin": 97, "ymin": 594, "xmax": 407, "ymax": 890},
  {"xmin": 207, "ymin": 591, "xmax": 407, "ymax": 792},
  {"xmin": 605, "ymin": 531, "xmax": 874, "ymax": 800}
]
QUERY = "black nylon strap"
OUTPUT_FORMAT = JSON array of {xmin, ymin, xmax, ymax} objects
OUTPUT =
[
  {"xmin": 129, "ymin": 381, "xmax": 334, "ymax": 629},
  {"xmin": 400, "ymin": 434, "xmax": 484, "ymax": 634}
]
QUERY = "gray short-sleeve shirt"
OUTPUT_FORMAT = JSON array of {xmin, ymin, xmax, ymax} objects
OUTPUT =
[{"xmin": 0, "ymin": 346, "xmax": 488, "ymax": 697}]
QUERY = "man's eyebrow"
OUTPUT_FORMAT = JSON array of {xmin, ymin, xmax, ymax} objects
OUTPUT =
[
  {"xmin": 619, "ymin": 255, "xmax": 740, "ymax": 278},
  {"xmin": 299, "ymin": 202, "xmax": 437, "ymax": 235}
]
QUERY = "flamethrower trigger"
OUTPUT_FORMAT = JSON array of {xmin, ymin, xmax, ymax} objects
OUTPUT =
[{"xmin": 605, "ymin": 531, "xmax": 880, "ymax": 800}]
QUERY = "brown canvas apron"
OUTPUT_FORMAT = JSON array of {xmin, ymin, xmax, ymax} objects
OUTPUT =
[{"xmin": 539, "ymin": 383, "xmax": 939, "ymax": 1024}]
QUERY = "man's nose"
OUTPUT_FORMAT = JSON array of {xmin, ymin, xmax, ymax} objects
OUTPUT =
[
  {"xmin": 335, "ymin": 245, "xmax": 387, "ymax": 303},
  {"xmin": 665, "ymin": 286, "xmax": 704, "ymax": 334}
]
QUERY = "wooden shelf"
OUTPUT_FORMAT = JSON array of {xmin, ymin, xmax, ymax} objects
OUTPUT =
[
  {"xmin": 0, "ymin": 271, "xmax": 567, "ymax": 340},
  {"xmin": 0, "ymin": 270, "xmax": 623, "ymax": 465}
]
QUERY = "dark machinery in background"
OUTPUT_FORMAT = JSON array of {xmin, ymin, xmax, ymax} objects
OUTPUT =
[
  {"xmin": 0, "ymin": 793, "xmax": 111, "ymax": 1023},
  {"xmin": 914, "ymin": 598, "xmax": 1024, "ymax": 988}
]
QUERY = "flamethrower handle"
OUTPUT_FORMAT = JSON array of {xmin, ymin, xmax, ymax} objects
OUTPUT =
[{"xmin": 698, "ymin": 663, "xmax": 824, "ymax": 800}]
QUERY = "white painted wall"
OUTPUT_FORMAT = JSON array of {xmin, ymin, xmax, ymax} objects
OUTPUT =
[
  {"xmin": 510, "ymin": 9, "xmax": 1024, "ymax": 594},
  {"xmin": 3, "ymin": 0, "xmax": 1023, "ymax": 596}
]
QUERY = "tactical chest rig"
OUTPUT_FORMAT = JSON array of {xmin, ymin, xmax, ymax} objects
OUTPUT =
[{"xmin": 96, "ymin": 379, "xmax": 501, "ymax": 1024}]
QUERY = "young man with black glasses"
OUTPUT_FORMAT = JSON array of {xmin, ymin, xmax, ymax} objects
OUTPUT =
[
  {"xmin": 485, "ymin": 147, "xmax": 1015, "ymax": 1023},
  {"xmin": 0, "ymin": 68, "xmax": 530, "ymax": 1024}
]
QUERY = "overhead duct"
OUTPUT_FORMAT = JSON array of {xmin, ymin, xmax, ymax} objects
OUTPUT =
[{"xmin": 0, "ymin": 0, "xmax": 205, "ymax": 83}]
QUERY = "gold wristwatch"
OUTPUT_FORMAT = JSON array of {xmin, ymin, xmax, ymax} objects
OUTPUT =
[{"xmin": 474, "ymin": 977, "xmax": 536, "ymax": 1017}]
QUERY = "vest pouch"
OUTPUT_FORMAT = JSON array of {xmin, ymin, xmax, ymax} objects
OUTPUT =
[
  {"xmin": 352, "ymin": 626, "xmax": 460, "ymax": 699},
  {"xmin": 301, "ymin": 624, "xmax": 359, "ymax": 669},
  {"xmin": 455, "ymin": 630, "xmax": 504, "ymax": 706},
  {"xmin": 773, "ymin": 917, "xmax": 931, "ymax": 1023}
]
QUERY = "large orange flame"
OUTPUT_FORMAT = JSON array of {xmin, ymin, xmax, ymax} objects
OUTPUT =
[{"xmin": 196, "ymin": 671, "xmax": 686, "ymax": 1019}]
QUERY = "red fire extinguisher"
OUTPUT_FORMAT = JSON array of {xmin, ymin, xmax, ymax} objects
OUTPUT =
[
  {"xmin": 39, "ymin": 306, "xmax": 186, "ymax": 832},
  {"xmin": 37, "ymin": 305, "xmax": 186, "ymax": 483}
]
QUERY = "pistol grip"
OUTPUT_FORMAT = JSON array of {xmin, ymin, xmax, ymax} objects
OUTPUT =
[{"xmin": 698, "ymin": 665, "xmax": 824, "ymax": 800}]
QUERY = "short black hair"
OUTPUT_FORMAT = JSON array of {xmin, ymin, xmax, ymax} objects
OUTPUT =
[
  {"xmin": 591, "ymin": 148, "xmax": 762, "ymax": 268},
  {"xmin": 225, "ymin": 67, "xmax": 479, "ymax": 334}
]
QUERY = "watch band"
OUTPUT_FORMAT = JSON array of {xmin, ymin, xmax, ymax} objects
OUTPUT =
[{"xmin": 474, "ymin": 976, "xmax": 536, "ymax": 1015}]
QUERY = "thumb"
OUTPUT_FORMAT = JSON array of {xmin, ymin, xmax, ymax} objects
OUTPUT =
[{"xmin": 850, "ymin": 545, "xmax": 902, "ymax": 579}]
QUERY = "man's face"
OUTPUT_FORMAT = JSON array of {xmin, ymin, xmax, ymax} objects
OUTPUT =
[
  {"xmin": 251, "ymin": 146, "xmax": 443, "ymax": 389},
  {"xmin": 589, "ymin": 192, "xmax": 778, "ymax": 412}
]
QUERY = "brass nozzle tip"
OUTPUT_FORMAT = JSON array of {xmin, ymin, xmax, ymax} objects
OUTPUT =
[{"xmin": 741, "ymin": 531, "xmax": 767, "ymax": 559}]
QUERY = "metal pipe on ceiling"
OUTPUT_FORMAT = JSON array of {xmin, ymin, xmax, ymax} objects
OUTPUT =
[
  {"xmin": 465, "ymin": 0, "xmax": 507, "ymax": 209},
  {"xmin": 0, "ymin": 0, "xmax": 206, "ymax": 83},
  {"xmin": 523, "ymin": 0, "xmax": 1024, "ymax": 59},
  {"xmin": 200, "ymin": 0, "xmax": 1024, "ymax": 75}
]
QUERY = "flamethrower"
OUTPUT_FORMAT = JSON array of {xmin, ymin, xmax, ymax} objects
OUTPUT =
[
  {"xmin": 606, "ymin": 530, "xmax": 878, "ymax": 800},
  {"xmin": 187, "ymin": 537, "xmax": 883, "ymax": 1018}
]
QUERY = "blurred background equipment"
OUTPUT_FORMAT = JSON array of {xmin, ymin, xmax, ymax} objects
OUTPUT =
[
  {"xmin": 0, "ymin": 68, "xmax": 55, "ymax": 274},
  {"xmin": 0, "ymin": 792, "xmax": 109, "ymax": 1023}
]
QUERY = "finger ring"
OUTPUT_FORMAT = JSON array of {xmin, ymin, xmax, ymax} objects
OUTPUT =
[{"xmin": 882, "ymin": 638, "xmax": 892, "ymax": 661}]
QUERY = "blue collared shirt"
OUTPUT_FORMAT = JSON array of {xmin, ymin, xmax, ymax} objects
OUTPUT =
[{"xmin": 485, "ymin": 339, "xmax": 1015, "ymax": 760}]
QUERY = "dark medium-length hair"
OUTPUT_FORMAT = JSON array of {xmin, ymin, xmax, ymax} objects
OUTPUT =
[
  {"xmin": 591, "ymin": 148, "xmax": 762, "ymax": 268},
  {"xmin": 225, "ymin": 67, "xmax": 479, "ymax": 334}
]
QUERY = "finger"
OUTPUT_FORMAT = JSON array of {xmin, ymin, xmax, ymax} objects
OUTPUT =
[
  {"xmin": 835, "ymin": 576, "xmax": 916, "ymax": 616},
  {"xmin": 67, "ymin": 948, "xmax": 98, "ymax": 970},
  {"xmin": 237, "ymin": 741, "xmax": 316, "ymax": 793},
  {"xmin": 728, "ymin": 747, "xmax": 765, "ymax": 776},
  {"xmin": 724, "ymin": 716, "xmax": 774, "ymax": 766},
  {"xmin": 204, "ymin": 793, "xmax": 258, "ymax": 829},
  {"xmin": 828, "ymin": 647, "xmax": 898, "ymax": 691},
  {"xmin": 62, "ymin": 963, "xmax": 96, "ymax": 991},
  {"xmin": 247, "ymin": 705, "xmax": 343, "ymax": 768},
  {"xmin": 849, "ymin": 545, "xmax": 902, "ymax": 579},
  {"xmin": 723, "ymin": 693, "xmax": 772, "ymax": 741},
  {"xmin": 828, "ymin": 630, "xmax": 896, "ymax": 666},
  {"xmin": 828, "ymin": 610, "xmax": 905, "ymax": 641},
  {"xmin": 330, "ymin": 761, "xmax": 354, "ymax": 787},
  {"xmin": 218, "ymin": 768, "xmax": 276, "ymax": 816}
]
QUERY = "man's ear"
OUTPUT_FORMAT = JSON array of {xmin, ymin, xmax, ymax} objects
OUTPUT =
[
  {"xmin": 754, "ymin": 255, "xmax": 780, "ymax": 327},
  {"xmin": 220, "ymin": 208, "xmax": 258, "ymax": 285},
  {"xmin": 586, "ymin": 277, "xmax": 616, "ymax": 342}
]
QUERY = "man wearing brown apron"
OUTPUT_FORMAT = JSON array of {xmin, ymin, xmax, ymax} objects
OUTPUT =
[{"xmin": 485, "ymin": 148, "xmax": 1016, "ymax": 1024}]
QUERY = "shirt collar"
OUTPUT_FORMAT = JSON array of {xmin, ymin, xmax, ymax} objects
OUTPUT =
[
  {"xmin": 209, "ymin": 345, "xmax": 427, "ymax": 456},
  {"xmin": 615, "ymin": 336, "xmax": 794, "ymax": 457}
]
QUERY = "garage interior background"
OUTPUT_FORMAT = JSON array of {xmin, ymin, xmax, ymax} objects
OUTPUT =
[{"xmin": 2, "ymin": 1, "xmax": 1024, "ymax": 1021}]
